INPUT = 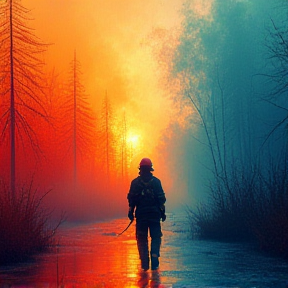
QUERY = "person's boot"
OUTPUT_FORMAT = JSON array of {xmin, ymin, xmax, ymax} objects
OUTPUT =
[
  {"xmin": 151, "ymin": 253, "xmax": 159, "ymax": 270},
  {"xmin": 150, "ymin": 236, "xmax": 161, "ymax": 270},
  {"xmin": 141, "ymin": 255, "xmax": 149, "ymax": 271}
]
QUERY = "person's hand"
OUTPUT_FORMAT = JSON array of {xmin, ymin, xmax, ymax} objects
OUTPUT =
[
  {"xmin": 160, "ymin": 205, "xmax": 166, "ymax": 222},
  {"xmin": 128, "ymin": 210, "xmax": 134, "ymax": 221}
]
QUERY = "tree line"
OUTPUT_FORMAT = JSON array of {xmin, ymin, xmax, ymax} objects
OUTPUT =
[
  {"xmin": 0, "ymin": 0, "xmax": 138, "ymax": 263},
  {"xmin": 173, "ymin": 0, "xmax": 288, "ymax": 256},
  {"xmin": 0, "ymin": 0, "xmax": 136, "ymax": 196}
]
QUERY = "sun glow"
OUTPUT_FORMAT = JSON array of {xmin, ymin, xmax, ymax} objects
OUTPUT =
[
  {"xmin": 5, "ymin": 0, "xmax": 189, "ymax": 220},
  {"xmin": 127, "ymin": 134, "xmax": 139, "ymax": 149},
  {"xmin": 126, "ymin": 133, "xmax": 141, "ymax": 164}
]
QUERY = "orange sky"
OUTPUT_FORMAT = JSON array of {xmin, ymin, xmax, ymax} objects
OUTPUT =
[
  {"xmin": 23, "ymin": 0, "xmax": 186, "ymax": 163},
  {"xmin": 19, "ymin": 0, "xmax": 213, "ymax": 213}
]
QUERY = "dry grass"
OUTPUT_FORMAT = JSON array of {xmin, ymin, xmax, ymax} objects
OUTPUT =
[
  {"xmin": 188, "ymin": 165, "xmax": 288, "ymax": 257},
  {"xmin": 0, "ymin": 183, "xmax": 61, "ymax": 265}
]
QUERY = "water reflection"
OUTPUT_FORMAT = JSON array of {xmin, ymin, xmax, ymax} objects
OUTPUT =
[
  {"xmin": 0, "ymin": 219, "xmax": 167, "ymax": 287},
  {"xmin": 137, "ymin": 270, "xmax": 162, "ymax": 288},
  {"xmin": 1, "ymin": 215, "xmax": 288, "ymax": 287},
  {"xmin": 137, "ymin": 271, "xmax": 149, "ymax": 287},
  {"xmin": 150, "ymin": 270, "xmax": 161, "ymax": 288},
  {"xmin": 40, "ymin": 220, "xmax": 142, "ymax": 287}
]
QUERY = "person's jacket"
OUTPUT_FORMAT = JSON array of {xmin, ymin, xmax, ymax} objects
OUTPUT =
[{"xmin": 127, "ymin": 173, "xmax": 166, "ymax": 221}]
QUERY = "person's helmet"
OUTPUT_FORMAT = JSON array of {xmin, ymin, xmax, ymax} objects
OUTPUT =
[{"xmin": 139, "ymin": 158, "xmax": 154, "ymax": 171}]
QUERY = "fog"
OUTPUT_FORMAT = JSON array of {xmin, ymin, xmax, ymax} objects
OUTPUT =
[
  {"xmin": 172, "ymin": 0, "xmax": 288, "ymax": 206},
  {"xmin": 0, "ymin": 0, "xmax": 287, "ymax": 222},
  {"xmin": 1, "ymin": 0, "xmax": 187, "ymax": 221}
]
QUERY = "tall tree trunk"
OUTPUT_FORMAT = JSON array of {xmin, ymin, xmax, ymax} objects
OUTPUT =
[{"xmin": 9, "ymin": 0, "xmax": 16, "ymax": 199}]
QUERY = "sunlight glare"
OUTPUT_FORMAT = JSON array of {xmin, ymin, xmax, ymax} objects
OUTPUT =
[{"xmin": 127, "ymin": 134, "xmax": 139, "ymax": 149}]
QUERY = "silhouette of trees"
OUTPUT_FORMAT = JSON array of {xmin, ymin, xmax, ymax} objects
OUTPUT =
[
  {"xmin": 265, "ymin": 18, "xmax": 288, "ymax": 98},
  {"xmin": 260, "ymin": 15, "xmax": 288, "ymax": 146},
  {"xmin": 96, "ymin": 94, "xmax": 134, "ymax": 186},
  {"xmin": 176, "ymin": 0, "xmax": 288, "ymax": 255},
  {"xmin": 98, "ymin": 92, "xmax": 117, "ymax": 185},
  {"xmin": 0, "ymin": 0, "xmax": 48, "ymax": 197},
  {"xmin": 61, "ymin": 51, "xmax": 95, "ymax": 186},
  {"xmin": 0, "ymin": 1, "xmax": 65, "ymax": 265}
]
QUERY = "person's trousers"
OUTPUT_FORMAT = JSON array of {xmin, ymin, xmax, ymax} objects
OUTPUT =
[{"xmin": 136, "ymin": 220, "xmax": 162, "ymax": 270}]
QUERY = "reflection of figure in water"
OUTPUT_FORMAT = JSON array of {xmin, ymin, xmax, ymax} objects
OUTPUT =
[
  {"xmin": 127, "ymin": 158, "xmax": 166, "ymax": 271},
  {"xmin": 138, "ymin": 270, "xmax": 149, "ymax": 287},
  {"xmin": 150, "ymin": 270, "xmax": 161, "ymax": 288},
  {"xmin": 137, "ymin": 270, "xmax": 161, "ymax": 288}
]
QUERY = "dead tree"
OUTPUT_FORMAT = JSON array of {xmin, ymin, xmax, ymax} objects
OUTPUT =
[
  {"xmin": 61, "ymin": 51, "xmax": 95, "ymax": 187},
  {"xmin": 0, "ymin": 0, "xmax": 48, "ymax": 198}
]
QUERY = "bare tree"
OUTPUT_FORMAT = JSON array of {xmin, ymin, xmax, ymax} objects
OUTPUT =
[
  {"xmin": 61, "ymin": 51, "xmax": 95, "ymax": 186},
  {"xmin": 98, "ymin": 92, "xmax": 118, "ymax": 185},
  {"xmin": 265, "ymin": 18, "xmax": 288, "ymax": 98},
  {"xmin": 260, "ymin": 16, "xmax": 288, "ymax": 146},
  {"xmin": 0, "ymin": 0, "xmax": 48, "ymax": 198}
]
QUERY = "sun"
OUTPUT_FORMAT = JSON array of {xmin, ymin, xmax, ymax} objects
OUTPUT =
[
  {"xmin": 126, "ymin": 132, "xmax": 141, "ymax": 161},
  {"xmin": 127, "ymin": 134, "xmax": 139, "ymax": 149}
]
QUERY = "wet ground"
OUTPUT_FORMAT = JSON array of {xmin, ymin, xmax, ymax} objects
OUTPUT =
[{"xmin": 0, "ymin": 213, "xmax": 288, "ymax": 287}]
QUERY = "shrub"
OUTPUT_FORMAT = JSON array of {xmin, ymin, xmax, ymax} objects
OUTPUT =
[
  {"xmin": 188, "ymin": 163, "xmax": 288, "ymax": 258},
  {"xmin": 250, "ymin": 166, "xmax": 288, "ymax": 257},
  {"xmin": 0, "ymin": 183, "xmax": 59, "ymax": 265}
]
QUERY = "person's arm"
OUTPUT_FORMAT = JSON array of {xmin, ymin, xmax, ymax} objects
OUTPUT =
[
  {"xmin": 155, "ymin": 178, "xmax": 166, "ymax": 221},
  {"xmin": 127, "ymin": 180, "xmax": 137, "ymax": 220}
]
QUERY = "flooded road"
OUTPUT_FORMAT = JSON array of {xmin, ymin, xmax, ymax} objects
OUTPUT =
[{"xmin": 0, "ymin": 213, "xmax": 288, "ymax": 287}]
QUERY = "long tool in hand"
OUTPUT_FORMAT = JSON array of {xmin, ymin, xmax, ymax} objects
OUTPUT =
[{"xmin": 117, "ymin": 219, "xmax": 134, "ymax": 236}]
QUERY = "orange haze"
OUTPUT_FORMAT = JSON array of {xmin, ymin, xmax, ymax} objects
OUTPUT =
[
  {"xmin": 7, "ymin": 0, "xmax": 212, "ymax": 220},
  {"xmin": 26, "ymin": 0, "xmax": 185, "ymax": 160}
]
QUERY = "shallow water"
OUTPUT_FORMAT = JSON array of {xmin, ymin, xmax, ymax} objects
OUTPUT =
[{"xmin": 0, "ymin": 213, "xmax": 288, "ymax": 288}]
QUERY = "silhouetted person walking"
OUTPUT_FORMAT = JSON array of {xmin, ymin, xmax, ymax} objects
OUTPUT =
[{"xmin": 127, "ymin": 158, "xmax": 166, "ymax": 271}]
